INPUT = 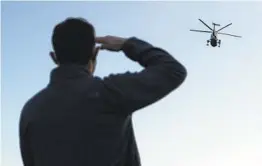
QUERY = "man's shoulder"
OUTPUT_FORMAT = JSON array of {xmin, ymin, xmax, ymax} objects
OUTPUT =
[
  {"xmin": 19, "ymin": 88, "xmax": 48, "ymax": 124},
  {"xmin": 22, "ymin": 88, "xmax": 48, "ymax": 111}
]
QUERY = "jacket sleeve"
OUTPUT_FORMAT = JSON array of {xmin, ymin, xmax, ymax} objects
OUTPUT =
[{"xmin": 102, "ymin": 37, "xmax": 187, "ymax": 115}]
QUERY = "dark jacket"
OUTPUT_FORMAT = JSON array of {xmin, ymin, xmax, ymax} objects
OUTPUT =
[{"xmin": 19, "ymin": 37, "xmax": 187, "ymax": 166}]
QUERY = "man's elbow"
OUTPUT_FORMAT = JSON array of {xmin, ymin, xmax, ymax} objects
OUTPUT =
[
  {"xmin": 170, "ymin": 62, "xmax": 188, "ymax": 87},
  {"xmin": 179, "ymin": 63, "xmax": 187, "ymax": 82}
]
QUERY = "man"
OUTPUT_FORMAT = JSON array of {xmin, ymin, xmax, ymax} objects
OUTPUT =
[{"xmin": 19, "ymin": 17, "xmax": 187, "ymax": 166}]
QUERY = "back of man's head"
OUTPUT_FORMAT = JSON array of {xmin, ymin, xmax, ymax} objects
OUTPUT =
[{"xmin": 52, "ymin": 17, "xmax": 95, "ymax": 65}]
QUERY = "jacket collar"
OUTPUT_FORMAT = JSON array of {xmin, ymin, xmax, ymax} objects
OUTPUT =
[{"xmin": 49, "ymin": 64, "xmax": 91, "ymax": 84}]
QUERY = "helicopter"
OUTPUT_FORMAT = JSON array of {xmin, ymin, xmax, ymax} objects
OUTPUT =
[{"xmin": 190, "ymin": 19, "xmax": 242, "ymax": 47}]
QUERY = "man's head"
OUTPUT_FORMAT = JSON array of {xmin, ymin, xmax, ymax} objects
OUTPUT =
[{"xmin": 50, "ymin": 17, "xmax": 98, "ymax": 73}]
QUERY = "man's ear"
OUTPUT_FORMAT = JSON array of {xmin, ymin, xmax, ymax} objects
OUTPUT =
[
  {"xmin": 91, "ymin": 46, "xmax": 100, "ymax": 61},
  {"xmin": 87, "ymin": 59, "xmax": 97, "ymax": 75},
  {"xmin": 49, "ymin": 52, "xmax": 59, "ymax": 65}
]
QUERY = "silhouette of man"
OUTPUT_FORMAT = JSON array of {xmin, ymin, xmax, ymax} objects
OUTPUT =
[{"xmin": 19, "ymin": 17, "xmax": 187, "ymax": 166}]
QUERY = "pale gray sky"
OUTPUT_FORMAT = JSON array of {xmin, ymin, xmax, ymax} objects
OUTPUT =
[{"xmin": 2, "ymin": 1, "xmax": 262, "ymax": 166}]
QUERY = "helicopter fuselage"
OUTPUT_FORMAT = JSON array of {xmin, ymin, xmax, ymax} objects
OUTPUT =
[
  {"xmin": 210, "ymin": 38, "xmax": 217, "ymax": 47},
  {"xmin": 210, "ymin": 32, "xmax": 218, "ymax": 47}
]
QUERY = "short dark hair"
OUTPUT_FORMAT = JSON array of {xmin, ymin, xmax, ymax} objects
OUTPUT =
[{"xmin": 52, "ymin": 17, "xmax": 95, "ymax": 65}]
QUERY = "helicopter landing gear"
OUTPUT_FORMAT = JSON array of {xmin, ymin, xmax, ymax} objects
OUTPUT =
[
  {"xmin": 218, "ymin": 40, "xmax": 221, "ymax": 47},
  {"xmin": 207, "ymin": 40, "xmax": 210, "ymax": 46}
]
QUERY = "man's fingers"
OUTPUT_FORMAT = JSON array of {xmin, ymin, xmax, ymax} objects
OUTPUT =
[
  {"xmin": 95, "ymin": 36, "xmax": 124, "ymax": 51},
  {"xmin": 95, "ymin": 37, "xmax": 108, "ymax": 44}
]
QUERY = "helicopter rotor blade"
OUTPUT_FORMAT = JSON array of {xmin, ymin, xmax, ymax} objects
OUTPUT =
[
  {"xmin": 190, "ymin": 29, "xmax": 212, "ymax": 33},
  {"xmin": 198, "ymin": 19, "xmax": 213, "ymax": 31},
  {"xmin": 217, "ymin": 23, "xmax": 232, "ymax": 32},
  {"xmin": 218, "ymin": 32, "xmax": 242, "ymax": 38}
]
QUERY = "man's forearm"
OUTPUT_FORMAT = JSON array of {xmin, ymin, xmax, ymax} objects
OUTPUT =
[{"xmin": 122, "ymin": 37, "xmax": 187, "ymax": 76}]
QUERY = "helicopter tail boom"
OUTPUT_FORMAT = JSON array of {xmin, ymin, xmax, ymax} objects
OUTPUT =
[{"xmin": 212, "ymin": 23, "xmax": 221, "ymax": 26}]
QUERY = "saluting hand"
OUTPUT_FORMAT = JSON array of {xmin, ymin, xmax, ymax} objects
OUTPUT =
[{"xmin": 95, "ymin": 35, "xmax": 127, "ymax": 52}]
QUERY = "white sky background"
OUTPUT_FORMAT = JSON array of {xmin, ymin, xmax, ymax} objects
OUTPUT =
[{"xmin": 1, "ymin": 1, "xmax": 262, "ymax": 166}]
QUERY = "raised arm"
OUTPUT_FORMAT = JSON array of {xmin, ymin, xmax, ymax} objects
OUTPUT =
[{"xmin": 100, "ymin": 37, "xmax": 187, "ymax": 115}]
